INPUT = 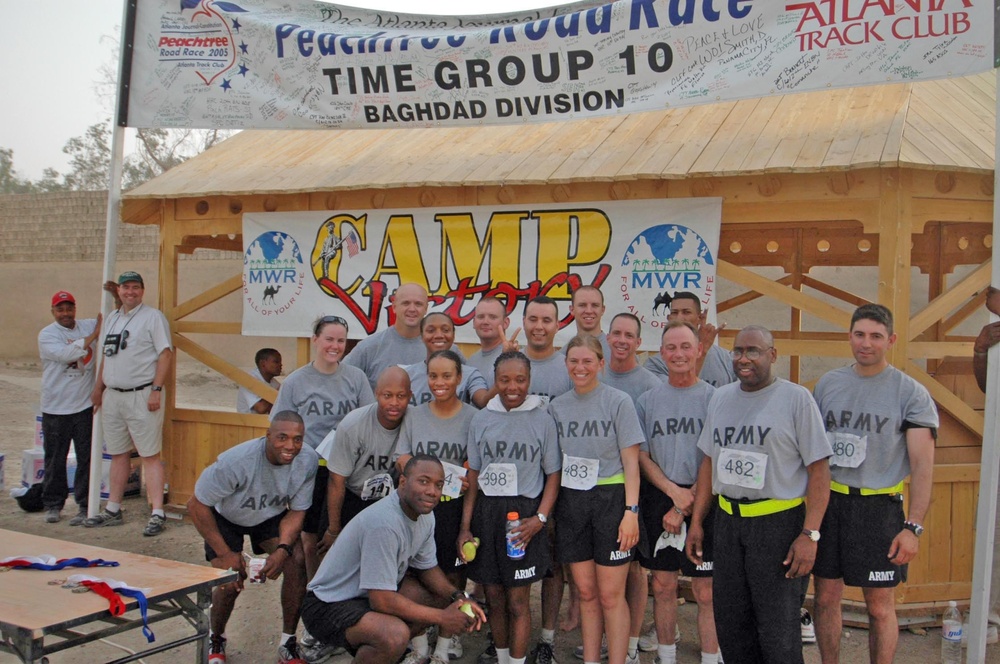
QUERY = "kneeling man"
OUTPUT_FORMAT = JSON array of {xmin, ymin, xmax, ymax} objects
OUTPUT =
[
  {"xmin": 187, "ymin": 410, "xmax": 317, "ymax": 664},
  {"xmin": 301, "ymin": 454, "xmax": 486, "ymax": 663}
]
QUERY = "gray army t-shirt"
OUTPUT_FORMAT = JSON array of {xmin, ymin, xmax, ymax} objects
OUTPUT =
[
  {"xmin": 272, "ymin": 363, "xmax": 375, "ymax": 450},
  {"xmin": 528, "ymin": 352, "xmax": 573, "ymax": 402},
  {"xmin": 467, "ymin": 398, "xmax": 561, "ymax": 498},
  {"xmin": 697, "ymin": 378, "xmax": 832, "ymax": 500},
  {"xmin": 636, "ymin": 380, "xmax": 715, "ymax": 486},
  {"xmin": 467, "ymin": 345, "xmax": 503, "ymax": 386},
  {"xmin": 549, "ymin": 382, "xmax": 645, "ymax": 479},
  {"xmin": 405, "ymin": 362, "xmax": 489, "ymax": 407},
  {"xmin": 813, "ymin": 365, "xmax": 938, "ymax": 489},
  {"xmin": 603, "ymin": 364, "xmax": 661, "ymax": 405},
  {"xmin": 194, "ymin": 437, "xmax": 318, "ymax": 527},
  {"xmin": 320, "ymin": 403, "xmax": 401, "ymax": 498},
  {"xmin": 645, "ymin": 344, "xmax": 736, "ymax": 388},
  {"xmin": 307, "ymin": 490, "xmax": 437, "ymax": 603},
  {"xmin": 397, "ymin": 403, "xmax": 477, "ymax": 465},
  {"xmin": 343, "ymin": 327, "xmax": 428, "ymax": 389}
]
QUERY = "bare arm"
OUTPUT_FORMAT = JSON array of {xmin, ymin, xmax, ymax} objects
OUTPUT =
[
  {"xmin": 638, "ymin": 450, "xmax": 694, "ymax": 514},
  {"xmin": 783, "ymin": 458, "xmax": 830, "ymax": 578},
  {"xmin": 686, "ymin": 456, "xmax": 714, "ymax": 565},
  {"xmin": 147, "ymin": 348, "xmax": 172, "ymax": 412},
  {"xmin": 317, "ymin": 471, "xmax": 347, "ymax": 556},
  {"xmin": 889, "ymin": 428, "xmax": 935, "ymax": 565},
  {"xmin": 973, "ymin": 322, "xmax": 1000, "ymax": 392}
]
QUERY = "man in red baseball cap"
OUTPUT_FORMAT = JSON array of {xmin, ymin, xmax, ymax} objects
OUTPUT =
[{"xmin": 37, "ymin": 291, "xmax": 102, "ymax": 525}]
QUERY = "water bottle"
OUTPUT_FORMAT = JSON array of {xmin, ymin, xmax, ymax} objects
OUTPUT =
[
  {"xmin": 505, "ymin": 511, "xmax": 526, "ymax": 559},
  {"xmin": 941, "ymin": 600, "xmax": 962, "ymax": 663}
]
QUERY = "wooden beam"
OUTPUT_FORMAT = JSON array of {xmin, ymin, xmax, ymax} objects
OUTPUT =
[
  {"xmin": 799, "ymin": 275, "xmax": 870, "ymax": 307},
  {"xmin": 174, "ymin": 408, "xmax": 271, "ymax": 426},
  {"xmin": 175, "ymin": 321, "xmax": 243, "ymax": 334},
  {"xmin": 717, "ymin": 260, "xmax": 853, "ymax": 329},
  {"xmin": 723, "ymin": 200, "xmax": 880, "ymax": 230},
  {"xmin": 879, "ymin": 170, "xmax": 910, "ymax": 366},
  {"xmin": 179, "ymin": 236, "xmax": 243, "ymax": 252},
  {"xmin": 941, "ymin": 291, "xmax": 988, "ymax": 335},
  {"xmin": 906, "ymin": 361, "xmax": 984, "ymax": 436},
  {"xmin": 775, "ymin": 339, "xmax": 854, "ymax": 358},
  {"xmin": 908, "ymin": 341, "xmax": 976, "ymax": 359},
  {"xmin": 909, "ymin": 260, "xmax": 992, "ymax": 340},
  {"xmin": 718, "ymin": 275, "xmax": 794, "ymax": 312},
  {"xmin": 173, "ymin": 334, "xmax": 279, "ymax": 402},
  {"xmin": 172, "ymin": 274, "xmax": 243, "ymax": 320}
]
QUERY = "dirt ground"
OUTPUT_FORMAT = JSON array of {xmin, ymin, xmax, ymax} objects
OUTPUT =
[{"xmin": 0, "ymin": 359, "xmax": 995, "ymax": 663}]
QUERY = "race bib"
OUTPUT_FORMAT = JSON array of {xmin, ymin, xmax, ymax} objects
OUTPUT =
[
  {"xmin": 717, "ymin": 449, "xmax": 768, "ymax": 490},
  {"xmin": 827, "ymin": 431, "xmax": 868, "ymax": 468},
  {"xmin": 441, "ymin": 461, "xmax": 467, "ymax": 499},
  {"xmin": 360, "ymin": 473, "xmax": 393, "ymax": 501},
  {"xmin": 480, "ymin": 463, "xmax": 518, "ymax": 497},
  {"xmin": 561, "ymin": 454, "xmax": 599, "ymax": 490}
]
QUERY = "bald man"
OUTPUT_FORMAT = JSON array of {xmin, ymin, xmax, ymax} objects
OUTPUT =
[{"xmin": 345, "ymin": 284, "xmax": 432, "ymax": 388}]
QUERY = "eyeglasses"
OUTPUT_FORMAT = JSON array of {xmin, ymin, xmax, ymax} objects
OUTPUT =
[
  {"xmin": 316, "ymin": 315, "xmax": 348, "ymax": 333},
  {"xmin": 730, "ymin": 346, "xmax": 773, "ymax": 361}
]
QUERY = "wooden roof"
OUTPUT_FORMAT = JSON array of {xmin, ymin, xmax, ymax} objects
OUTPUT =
[{"xmin": 124, "ymin": 72, "xmax": 995, "ymax": 200}]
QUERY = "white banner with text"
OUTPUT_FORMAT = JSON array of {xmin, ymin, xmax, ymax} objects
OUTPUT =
[
  {"xmin": 129, "ymin": 0, "xmax": 994, "ymax": 129},
  {"xmin": 241, "ymin": 198, "xmax": 722, "ymax": 349}
]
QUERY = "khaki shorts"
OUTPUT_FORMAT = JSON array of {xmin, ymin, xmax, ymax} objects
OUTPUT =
[{"xmin": 102, "ymin": 387, "xmax": 164, "ymax": 457}]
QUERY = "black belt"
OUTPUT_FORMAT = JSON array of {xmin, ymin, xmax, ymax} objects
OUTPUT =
[{"xmin": 109, "ymin": 382, "xmax": 152, "ymax": 393}]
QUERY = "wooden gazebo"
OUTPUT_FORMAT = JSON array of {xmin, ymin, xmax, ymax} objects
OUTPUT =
[{"xmin": 122, "ymin": 71, "xmax": 995, "ymax": 615}]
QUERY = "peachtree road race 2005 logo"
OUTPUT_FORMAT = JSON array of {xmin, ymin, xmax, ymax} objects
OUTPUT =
[
  {"xmin": 244, "ymin": 232, "xmax": 305, "ymax": 315},
  {"xmin": 620, "ymin": 224, "xmax": 715, "ymax": 330},
  {"xmin": 160, "ymin": 0, "xmax": 248, "ymax": 89}
]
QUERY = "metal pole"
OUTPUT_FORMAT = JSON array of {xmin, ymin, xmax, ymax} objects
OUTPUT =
[
  {"xmin": 89, "ymin": 0, "xmax": 136, "ymax": 517},
  {"xmin": 966, "ymin": 65, "xmax": 1000, "ymax": 664}
]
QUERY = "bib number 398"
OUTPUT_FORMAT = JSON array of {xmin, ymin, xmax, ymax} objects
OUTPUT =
[
  {"xmin": 561, "ymin": 454, "xmax": 599, "ymax": 490},
  {"xmin": 480, "ymin": 463, "xmax": 518, "ymax": 496},
  {"xmin": 717, "ymin": 449, "xmax": 768, "ymax": 491}
]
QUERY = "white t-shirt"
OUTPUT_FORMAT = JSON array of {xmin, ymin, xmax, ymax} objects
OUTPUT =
[
  {"xmin": 38, "ymin": 318, "xmax": 99, "ymax": 415},
  {"xmin": 99, "ymin": 304, "xmax": 172, "ymax": 390},
  {"xmin": 237, "ymin": 367, "xmax": 280, "ymax": 414}
]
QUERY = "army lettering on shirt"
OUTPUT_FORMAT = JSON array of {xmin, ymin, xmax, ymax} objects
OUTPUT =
[
  {"xmin": 319, "ymin": 403, "xmax": 402, "ymax": 499},
  {"xmin": 697, "ymin": 379, "xmax": 831, "ymax": 500},
  {"xmin": 549, "ymin": 382, "xmax": 645, "ymax": 479},
  {"xmin": 396, "ymin": 403, "xmax": 477, "ymax": 465},
  {"xmin": 467, "ymin": 401, "xmax": 561, "ymax": 498},
  {"xmin": 194, "ymin": 437, "xmax": 319, "ymax": 527},
  {"xmin": 272, "ymin": 363, "xmax": 375, "ymax": 450},
  {"xmin": 636, "ymin": 380, "xmax": 715, "ymax": 486},
  {"xmin": 813, "ymin": 365, "xmax": 938, "ymax": 489}
]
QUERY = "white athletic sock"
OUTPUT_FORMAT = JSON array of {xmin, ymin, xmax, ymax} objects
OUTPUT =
[
  {"xmin": 657, "ymin": 644, "xmax": 677, "ymax": 664},
  {"xmin": 280, "ymin": 632, "xmax": 294, "ymax": 646},
  {"xmin": 496, "ymin": 647, "xmax": 511, "ymax": 664},
  {"xmin": 106, "ymin": 501, "xmax": 121, "ymax": 513},
  {"xmin": 540, "ymin": 628, "xmax": 555, "ymax": 644},
  {"xmin": 510, "ymin": 657, "xmax": 525, "ymax": 664},
  {"xmin": 411, "ymin": 633, "xmax": 429, "ymax": 656},
  {"xmin": 151, "ymin": 508, "xmax": 165, "ymax": 518},
  {"xmin": 433, "ymin": 634, "xmax": 453, "ymax": 659},
  {"xmin": 701, "ymin": 652, "xmax": 720, "ymax": 664},
  {"xmin": 628, "ymin": 636, "xmax": 639, "ymax": 657}
]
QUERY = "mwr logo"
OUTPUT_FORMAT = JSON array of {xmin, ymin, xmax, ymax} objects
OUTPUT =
[
  {"xmin": 609, "ymin": 550, "xmax": 630, "ymax": 561},
  {"xmin": 868, "ymin": 570, "xmax": 895, "ymax": 582},
  {"xmin": 244, "ymin": 232, "xmax": 305, "ymax": 317},
  {"xmin": 619, "ymin": 223, "xmax": 715, "ymax": 332},
  {"xmin": 160, "ymin": 0, "xmax": 247, "ymax": 88},
  {"xmin": 514, "ymin": 566, "xmax": 537, "ymax": 580}
]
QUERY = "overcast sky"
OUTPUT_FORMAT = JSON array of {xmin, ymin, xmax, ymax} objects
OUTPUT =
[{"xmin": 0, "ymin": 0, "xmax": 549, "ymax": 181}]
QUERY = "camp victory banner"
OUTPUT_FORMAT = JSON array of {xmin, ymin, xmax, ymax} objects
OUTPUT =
[
  {"xmin": 241, "ymin": 199, "xmax": 721, "ymax": 350},
  {"xmin": 127, "ymin": 0, "xmax": 993, "ymax": 130}
]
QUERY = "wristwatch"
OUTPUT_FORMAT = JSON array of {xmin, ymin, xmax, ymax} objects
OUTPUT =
[
  {"xmin": 451, "ymin": 590, "xmax": 471, "ymax": 602},
  {"xmin": 536, "ymin": 512, "xmax": 548, "ymax": 524},
  {"xmin": 801, "ymin": 529, "xmax": 821, "ymax": 542},
  {"xmin": 275, "ymin": 543, "xmax": 294, "ymax": 556},
  {"xmin": 625, "ymin": 504, "xmax": 639, "ymax": 514},
  {"xmin": 903, "ymin": 521, "xmax": 924, "ymax": 537},
  {"xmin": 151, "ymin": 385, "xmax": 163, "ymax": 392}
]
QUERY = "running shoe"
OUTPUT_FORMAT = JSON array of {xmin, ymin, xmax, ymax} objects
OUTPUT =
[
  {"xmin": 300, "ymin": 627, "xmax": 343, "ymax": 663},
  {"xmin": 801, "ymin": 608, "xmax": 816, "ymax": 644},
  {"xmin": 278, "ymin": 635, "xmax": 307, "ymax": 664},
  {"xmin": 68, "ymin": 509, "xmax": 88, "ymax": 526},
  {"xmin": 45, "ymin": 508, "xmax": 61, "ymax": 523},
  {"xmin": 533, "ymin": 640, "xmax": 558, "ymax": 664},
  {"xmin": 444, "ymin": 634, "xmax": 463, "ymax": 660},
  {"xmin": 209, "ymin": 634, "xmax": 227, "ymax": 664},
  {"xmin": 84, "ymin": 508, "xmax": 123, "ymax": 528},
  {"xmin": 143, "ymin": 513, "xmax": 167, "ymax": 537}
]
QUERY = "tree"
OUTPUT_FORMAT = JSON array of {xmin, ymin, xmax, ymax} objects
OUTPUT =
[{"xmin": 0, "ymin": 148, "xmax": 35, "ymax": 194}]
